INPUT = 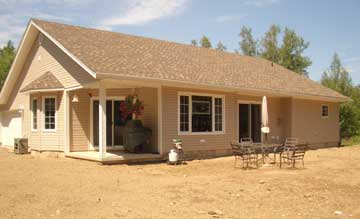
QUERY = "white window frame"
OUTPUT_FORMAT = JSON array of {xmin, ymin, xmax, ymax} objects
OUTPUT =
[
  {"xmin": 42, "ymin": 96, "xmax": 57, "ymax": 132},
  {"xmin": 31, "ymin": 97, "xmax": 38, "ymax": 132},
  {"xmin": 321, "ymin": 104, "xmax": 329, "ymax": 118},
  {"xmin": 178, "ymin": 92, "xmax": 225, "ymax": 135}
]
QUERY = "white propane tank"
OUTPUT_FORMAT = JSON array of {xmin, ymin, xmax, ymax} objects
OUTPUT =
[{"xmin": 168, "ymin": 149, "xmax": 179, "ymax": 163}]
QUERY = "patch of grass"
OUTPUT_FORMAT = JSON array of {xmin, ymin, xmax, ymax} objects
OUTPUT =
[{"xmin": 341, "ymin": 136, "xmax": 360, "ymax": 146}]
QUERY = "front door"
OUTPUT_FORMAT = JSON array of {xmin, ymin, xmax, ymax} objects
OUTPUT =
[
  {"xmin": 93, "ymin": 99, "xmax": 130, "ymax": 149},
  {"xmin": 238, "ymin": 103, "xmax": 261, "ymax": 143}
]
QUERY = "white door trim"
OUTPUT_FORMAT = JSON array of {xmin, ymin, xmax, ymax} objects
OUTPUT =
[{"xmin": 89, "ymin": 96, "xmax": 125, "ymax": 150}]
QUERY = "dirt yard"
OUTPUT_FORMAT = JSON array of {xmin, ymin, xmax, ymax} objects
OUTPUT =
[{"xmin": 0, "ymin": 146, "xmax": 359, "ymax": 219}]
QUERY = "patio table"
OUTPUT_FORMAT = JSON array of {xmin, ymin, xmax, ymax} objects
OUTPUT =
[{"xmin": 247, "ymin": 143, "xmax": 283, "ymax": 164}]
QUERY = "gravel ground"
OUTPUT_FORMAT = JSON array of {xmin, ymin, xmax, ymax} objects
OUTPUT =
[{"xmin": 0, "ymin": 146, "xmax": 359, "ymax": 219}]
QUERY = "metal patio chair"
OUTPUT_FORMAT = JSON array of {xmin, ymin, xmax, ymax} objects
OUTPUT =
[
  {"xmin": 280, "ymin": 138, "xmax": 307, "ymax": 168},
  {"xmin": 230, "ymin": 141, "xmax": 258, "ymax": 169}
]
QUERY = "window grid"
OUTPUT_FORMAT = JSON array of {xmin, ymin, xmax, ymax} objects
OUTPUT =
[
  {"xmin": 215, "ymin": 98, "xmax": 223, "ymax": 131},
  {"xmin": 179, "ymin": 94, "xmax": 224, "ymax": 134},
  {"xmin": 31, "ymin": 99, "xmax": 37, "ymax": 130},
  {"xmin": 180, "ymin": 96, "xmax": 189, "ymax": 132},
  {"xmin": 44, "ymin": 97, "xmax": 56, "ymax": 130}
]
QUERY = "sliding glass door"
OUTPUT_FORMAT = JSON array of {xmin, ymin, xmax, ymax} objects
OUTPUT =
[
  {"xmin": 238, "ymin": 103, "xmax": 262, "ymax": 142},
  {"xmin": 93, "ymin": 99, "xmax": 130, "ymax": 148}
]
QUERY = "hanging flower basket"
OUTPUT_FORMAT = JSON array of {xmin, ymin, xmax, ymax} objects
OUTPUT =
[{"xmin": 120, "ymin": 94, "xmax": 144, "ymax": 120}]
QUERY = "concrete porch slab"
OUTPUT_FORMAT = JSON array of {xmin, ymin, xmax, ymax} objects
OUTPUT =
[{"xmin": 66, "ymin": 151, "xmax": 164, "ymax": 164}]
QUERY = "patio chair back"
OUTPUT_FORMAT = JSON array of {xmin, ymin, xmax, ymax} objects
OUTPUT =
[
  {"xmin": 280, "ymin": 139, "xmax": 308, "ymax": 168},
  {"xmin": 230, "ymin": 141, "xmax": 258, "ymax": 168},
  {"xmin": 230, "ymin": 141, "xmax": 243, "ymax": 156},
  {"xmin": 240, "ymin": 137, "xmax": 253, "ymax": 147},
  {"xmin": 293, "ymin": 144, "xmax": 307, "ymax": 158},
  {"xmin": 285, "ymin": 137, "xmax": 298, "ymax": 146}
]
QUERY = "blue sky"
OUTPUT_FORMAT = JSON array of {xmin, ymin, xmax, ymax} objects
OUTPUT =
[{"xmin": 0, "ymin": 0, "xmax": 359, "ymax": 83}]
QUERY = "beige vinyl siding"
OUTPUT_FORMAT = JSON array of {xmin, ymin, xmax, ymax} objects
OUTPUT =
[
  {"xmin": 138, "ymin": 87, "xmax": 158, "ymax": 152},
  {"xmin": 70, "ymin": 88, "xmax": 159, "ymax": 152},
  {"xmin": 291, "ymin": 98, "xmax": 340, "ymax": 146},
  {"xmin": 70, "ymin": 89, "xmax": 90, "ymax": 151},
  {"xmin": 161, "ymin": 86, "xmax": 340, "ymax": 155},
  {"xmin": 162, "ymin": 86, "xmax": 235, "ymax": 154},
  {"xmin": 25, "ymin": 92, "xmax": 64, "ymax": 151},
  {"xmin": 1, "ymin": 32, "xmax": 95, "ymax": 151},
  {"xmin": 5, "ymin": 33, "xmax": 95, "ymax": 111}
]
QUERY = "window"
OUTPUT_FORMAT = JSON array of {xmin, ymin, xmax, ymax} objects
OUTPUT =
[
  {"xmin": 179, "ymin": 93, "xmax": 224, "ymax": 134},
  {"xmin": 44, "ymin": 97, "xmax": 56, "ymax": 130},
  {"xmin": 180, "ymin": 96, "xmax": 189, "ymax": 132},
  {"xmin": 31, "ymin": 98, "xmax": 37, "ymax": 131},
  {"xmin": 192, "ymin": 96, "xmax": 212, "ymax": 132},
  {"xmin": 321, "ymin": 105, "xmax": 329, "ymax": 118},
  {"xmin": 215, "ymin": 98, "xmax": 223, "ymax": 131}
]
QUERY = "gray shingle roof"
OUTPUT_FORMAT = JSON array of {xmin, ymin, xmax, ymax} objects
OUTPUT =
[{"xmin": 32, "ymin": 19, "xmax": 348, "ymax": 101}]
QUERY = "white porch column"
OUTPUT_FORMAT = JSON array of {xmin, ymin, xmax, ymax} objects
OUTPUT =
[
  {"xmin": 157, "ymin": 86, "xmax": 163, "ymax": 155},
  {"xmin": 98, "ymin": 82, "xmax": 107, "ymax": 159},
  {"xmin": 64, "ymin": 90, "xmax": 70, "ymax": 154}
]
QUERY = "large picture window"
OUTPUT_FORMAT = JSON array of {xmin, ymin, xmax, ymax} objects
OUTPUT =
[
  {"xmin": 179, "ymin": 93, "xmax": 224, "ymax": 134},
  {"xmin": 31, "ymin": 98, "xmax": 38, "ymax": 131},
  {"xmin": 44, "ymin": 97, "xmax": 56, "ymax": 131}
]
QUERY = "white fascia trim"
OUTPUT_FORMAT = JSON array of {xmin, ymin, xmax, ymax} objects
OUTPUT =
[
  {"xmin": 65, "ymin": 85, "xmax": 84, "ymax": 91},
  {"xmin": 0, "ymin": 20, "xmax": 33, "ymax": 104},
  {"xmin": 21, "ymin": 88, "xmax": 64, "ymax": 94},
  {"xmin": 30, "ymin": 21, "xmax": 96, "ymax": 79}
]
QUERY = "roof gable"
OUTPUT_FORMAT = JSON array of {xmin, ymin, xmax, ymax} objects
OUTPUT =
[{"xmin": 20, "ymin": 71, "xmax": 63, "ymax": 93}]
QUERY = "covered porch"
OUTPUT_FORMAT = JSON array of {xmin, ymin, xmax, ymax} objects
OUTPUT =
[{"xmin": 63, "ymin": 79, "xmax": 164, "ymax": 163}]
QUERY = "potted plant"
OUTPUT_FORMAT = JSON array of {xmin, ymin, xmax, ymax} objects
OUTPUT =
[
  {"xmin": 119, "ymin": 95, "xmax": 151, "ymax": 153},
  {"xmin": 120, "ymin": 94, "xmax": 144, "ymax": 120}
]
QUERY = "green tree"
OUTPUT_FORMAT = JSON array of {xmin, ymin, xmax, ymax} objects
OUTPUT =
[
  {"xmin": 321, "ymin": 53, "xmax": 360, "ymax": 138},
  {"xmin": 321, "ymin": 53, "xmax": 352, "ymax": 96},
  {"xmin": 190, "ymin": 39, "xmax": 198, "ymax": 47},
  {"xmin": 278, "ymin": 28, "xmax": 312, "ymax": 76},
  {"xmin": 260, "ymin": 25, "xmax": 281, "ymax": 63},
  {"xmin": 238, "ymin": 26, "xmax": 257, "ymax": 56},
  {"xmin": 200, "ymin": 35, "xmax": 212, "ymax": 48},
  {"xmin": 216, "ymin": 41, "xmax": 227, "ymax": 51},
  {"xmin": 0, "ymin": 41, "xmax": 16, "ymax": 90}
]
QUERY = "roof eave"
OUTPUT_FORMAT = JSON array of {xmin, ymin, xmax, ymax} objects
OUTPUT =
[{"xmin": 96, "ymin": 72, "xmax": 349, "ymax": 103}]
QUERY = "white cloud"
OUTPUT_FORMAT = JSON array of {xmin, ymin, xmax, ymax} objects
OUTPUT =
[
  {"xmin": 216, "ymin": 14, "xmax": 247, "ymax": 23},
  {"xmin": 343, "ymin": 56, "xmax": 360, "ymax": 63},
  {"xmin": 0, "ymin": 0, "xmax": 81, "ymax": 47},
  {"xmin": 243, "ymin": 0, "xmax": 279, "ymax": 7},
  {"xmin": 99, "ymin": 0, "xmax": 189, "ymax": 27}
]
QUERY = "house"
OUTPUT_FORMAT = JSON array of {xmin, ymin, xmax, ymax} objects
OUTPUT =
[{"xmin": 0, "ymin": 19, "xmax": 349, "ymax": 163}]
